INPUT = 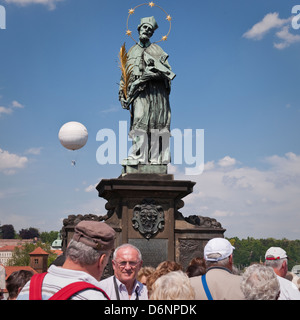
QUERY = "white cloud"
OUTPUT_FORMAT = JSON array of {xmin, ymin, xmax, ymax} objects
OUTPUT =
[
  {"xmin": 204, "ymin": 161, "xmax": 215, "ymax": 171},
  {"xmin": 84, "ymin": 184, "xmax": 97, "ymax": 193},
  {"xmin": 213, "ymin": 210, "xmax": 235, "ymax": 218},
  {"xmin": 0, "ymin": 106, "xmax": 13, "ymax": 116},
  {"xmin": 243, "ymin": 12, "xmax": 289, "ymax": 40},
  {"xmin": 11, "ymin": 100, "xmax": 24, "ymax": 108},
  {"xmin": 0, "ymin": 148, "xmax": 28, "ymax": 174},
  {"xmin": 25, "ymin": 147, "xmax": 43, "ymax": 155},
  {"xmin": 264, "ymin": 152, "xmax": 300, "ymax": 176},
  {"xmin": 100, "ymin": 105, "xmax": 120, "ymax": 114},
  {"xmin": 4, "ymin": 0, "xmax": 64, "ymax": 10},
  {"xmin": 0, "ymin": 100, "xmax": 24, "ymax": 117},
  {"xmin": 167, "ymin": 163, "xmax": 178, "ymax": 174},
  {"xmin": 243, "ymin": 12, "xmax": 299, "ymax": 50},
  {"xmin": 61, "ymin": 197, "xmax": 108, "ymax": 219},
  {"xmin": 172, "ymin": 153, "xmax": 300, "ymax": 239},
  {"xmin": 218, "ymin": 155, "xmax": 236, "ymax": 167},
  {"xmin": 274, "ymin": 26, "xmax": 300, "ymax": 49}
]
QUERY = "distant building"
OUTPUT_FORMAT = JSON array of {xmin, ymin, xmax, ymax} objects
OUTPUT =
[
  {"xmin": 0, "ymin": 246, "xmax": 20, "ymax": 266},
  {"xmin": 51, "ymin": 235, "xmax": 62, "ymax": 250},
  {"xmin": 29, "ymin": 247, "xmax": 49, "ymax": 273},
  {"xmin": 0, "ymin": 239, "xmax": 34, "ymax": 248},
  {"xmin": 0, "ymin": 239, "xmax": 40, "ymax": 266}
]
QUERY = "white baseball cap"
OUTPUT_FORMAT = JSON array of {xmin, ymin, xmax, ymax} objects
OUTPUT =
[
  {"xmin": 204, "ymin": 238, "xmax": 235, "ymax": 262},
  {"xmin": 265, "ymin": 247, "xmax": 288, "ymax": 260}
]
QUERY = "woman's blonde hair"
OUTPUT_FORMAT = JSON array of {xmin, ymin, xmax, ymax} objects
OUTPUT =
[{"xmin": 150, "ymin": 270, "xmax": 195, "ymax": 300}]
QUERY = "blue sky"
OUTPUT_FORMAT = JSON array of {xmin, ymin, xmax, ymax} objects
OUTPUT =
[{"xmin": 0, "ymin": 0, "xmax": 300, "ymax": 240}]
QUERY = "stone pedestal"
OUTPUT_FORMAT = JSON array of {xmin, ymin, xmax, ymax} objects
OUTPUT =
[
  {"xmin": 174, "ymin": 219, "xmax": 226, "ymax": 270},
  {"xmin": 96, "ymin": 173, "xmax": 225, "ymax": 269},
  {"xmin": 96, "ymin": 173, "xmax": 194, "ymax": 267}
]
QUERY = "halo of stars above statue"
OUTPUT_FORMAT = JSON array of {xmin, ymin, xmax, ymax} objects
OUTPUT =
[{"xmin": 126, "ymin": 2, "xmax": 172, "ymax": 44}]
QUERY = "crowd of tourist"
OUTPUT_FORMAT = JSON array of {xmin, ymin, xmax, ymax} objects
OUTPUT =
[{"xmin": 1, "ymin": 221, "xmax": 300, "ymax": 300}]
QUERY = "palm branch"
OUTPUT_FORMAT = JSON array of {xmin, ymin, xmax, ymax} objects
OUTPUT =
[{"xmin": 118, "ymin": 43, "xmax": 133, "ymax": 100}]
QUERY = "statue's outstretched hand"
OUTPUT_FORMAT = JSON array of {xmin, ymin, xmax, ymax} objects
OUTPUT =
[{"xmin": 120, "ymin": 98, "xmax": 130, "ymax": 110}]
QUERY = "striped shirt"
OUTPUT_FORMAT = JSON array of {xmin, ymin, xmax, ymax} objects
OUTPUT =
[{"xmin": 17, "ymin": 265, "xmax": 109, "ymax": 300}]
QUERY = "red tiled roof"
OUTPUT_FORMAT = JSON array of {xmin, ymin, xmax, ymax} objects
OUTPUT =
[
  {"xmin": 29, "ymin": 247, "xmax": 49, "ymax": 255},
  {"xmin": 0, "ymin": 245, "xmax": 16, "ymax": 251},
  {"xmin": 0, "ymin": 239, "xmax": 34, "ymax": 247},
  {"xmin": 52, "ymin": 249, "xmax": 63, "ymax": 256}
]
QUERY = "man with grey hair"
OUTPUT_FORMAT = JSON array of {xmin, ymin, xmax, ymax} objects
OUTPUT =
[
  {"xmin": 99, "ymin": 243, "xmax": 148, "ymax": 300},
  {"xmin": 241, "ymin": 264, "xmax": 280, "ymax": 300},
  {"xmin": 264, "ymin": 247, "xmax": 300, "ymax": 300},
  {"xmin": 190, "ymin": 238, "xmax": 245, "ymax": 300},
  {"xmin": 18, "ymin": 221, "xmax": 116, "ymax": 300}
]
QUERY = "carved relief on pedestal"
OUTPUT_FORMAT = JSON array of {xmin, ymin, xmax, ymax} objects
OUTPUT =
[{"xmin": 132, "ymin": 198, "xmax": 165, "ymax": 239}]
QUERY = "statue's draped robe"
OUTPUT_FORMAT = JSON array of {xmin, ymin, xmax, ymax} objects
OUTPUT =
[
  {"xmin": 126, "ymin": 43, "xmax": 171, "ymax": 132},
  {"xmin": 120, "ymin": 42, "xmax": 172, "ymax": 164}
]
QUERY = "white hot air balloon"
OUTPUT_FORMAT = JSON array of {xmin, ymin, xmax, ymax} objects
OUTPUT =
[{"xmin": 58, "ymin": 122, "xmax": 88, "ymax": 165}]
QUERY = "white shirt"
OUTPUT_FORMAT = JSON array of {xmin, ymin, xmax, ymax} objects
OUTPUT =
[
  {"xmin": 0, "ymin": 265, "xmax": 5, "ymax": 290},
  {"xmin": 17, "ymin": 265, "xmax": 109, "ymax": 300},
  {"xmin": 277, "ymin": 275, "xmax": 300, "ymax": 300},
  {"xmin": 99, "ymin": 275, "xmax": 148, "ymax": 300}
]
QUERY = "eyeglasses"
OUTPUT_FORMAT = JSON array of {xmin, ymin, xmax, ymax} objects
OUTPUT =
[{"xmin": 114, "ymin": 260, "xmax": 140, "ymax": 269}]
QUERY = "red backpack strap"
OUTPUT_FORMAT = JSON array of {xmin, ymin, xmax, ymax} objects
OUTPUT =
[
  {"xmin": 49, "ymin": 281, "xmax": 110, "ymax": 300},
  {"xmin": 29, "ymin": 272, "xmax": 47, "ymax": 300}
]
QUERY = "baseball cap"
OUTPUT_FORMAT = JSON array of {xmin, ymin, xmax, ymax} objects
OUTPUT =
[
  {"xmin": 73, "ymin": 220, "xmax": 115, "ymax": 251},
  {"xmin": 265, "ymin": 247, "xmax": 288, "ymax": 260},
  {"xmin": 204, "ymin": 238, "xmax": 235, "ymax": 262}
]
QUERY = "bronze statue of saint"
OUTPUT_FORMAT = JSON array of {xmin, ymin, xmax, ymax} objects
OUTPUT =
[{"xmin": 119, "ymin": 16, "xmax": 175, "ymax": 166}]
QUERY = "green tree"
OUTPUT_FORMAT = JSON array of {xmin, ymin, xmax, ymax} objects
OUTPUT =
[
  {"xmin": 228, "ymin": 237, "xmax": 300, "ymax": 271},
  {"xmin": 8, "ymin": 241, "xmax": 58, "ymax": 267},
  {"xmin": 0, "ymin": 224, "xmax": 15, "ymax": 239},
  {"xmin": 19, "ymin": 227, "xmax": 40, "ymax": 239},
  {"xmin": 40, "ymin": 231, "xmax": 59, "ymax": 244}
]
